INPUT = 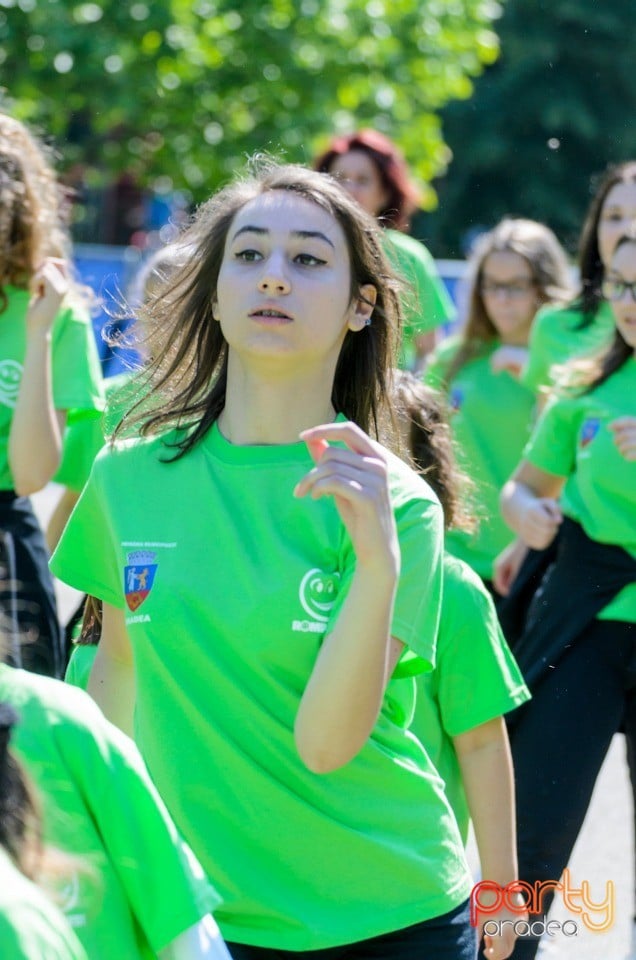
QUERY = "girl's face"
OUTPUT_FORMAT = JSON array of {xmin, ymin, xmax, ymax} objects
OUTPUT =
[
  {"xmin": 216, "ymin": 190, "xmax": 374, "ymax": 367},
  {"xmin": 605, "ymin": 240, "xmax": 636, "ymax": 351},
  {"xmin": 597, "ymin": 180, "xmax": 636, "ymax": 269},
  {"xmin": 328, "ymin": 150, "xmax": 389, "ymax": 219},
  {"xmin": 480, "ymin": 251, "xmax": 538, "ymax": 345}
]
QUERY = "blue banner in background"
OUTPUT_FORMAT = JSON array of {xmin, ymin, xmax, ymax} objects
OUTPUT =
[{"xmin": 75, "ymin": 244, "xmax": 143, "ymax": 377}]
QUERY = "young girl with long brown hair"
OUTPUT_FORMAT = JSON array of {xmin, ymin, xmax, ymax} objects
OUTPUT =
[
  {"xmin": 51, "ymin": 162, "xmax": 488, "ymax": 959},
  {"xmin": 424, "ymin": 218, "xmax": 572, "ymax": 590}
]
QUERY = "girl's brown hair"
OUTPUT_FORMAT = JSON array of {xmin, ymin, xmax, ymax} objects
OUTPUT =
[
  {"xmin": 0, "ymin": 703, "xmax": 43, "ymax": 880},
  {"xmin": 0, "ymin": 113, "xmax": 68, "ymax": 311},
  {"xmin": 77, "ymin": 596, "xmax": 102, "ymax": 647},
  {"xmin": 563, "ymin": 235, "xmax": 636, "ymax": 394},
  {"xmin": 393, "ymin": 371, "xmax": 475, "ymax": 533},
  {"xmin": 445, "ymin": 218, "xmax": 572, "ymax": 384},
  {"xmin": 115, "ymin": 161, "xmax": 402, "ymax": 459}
]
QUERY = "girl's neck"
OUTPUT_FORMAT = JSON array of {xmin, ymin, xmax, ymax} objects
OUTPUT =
[{"xmin": 218, "ymin": 353, "xmax": 338, "ymax": 445}]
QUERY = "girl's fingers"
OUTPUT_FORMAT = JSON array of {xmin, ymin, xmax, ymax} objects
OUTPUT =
[
  {"xmin": 609, "ymin": 416, "xmax": 636, "ymax": 431},
  {"xmin": 300, "ymin": 421, "xmax": 382, "ymax": 459},
  {"xmin": 295, "ymin": 461, "xmax": 385, "ymax": 500},
  {"xmin": 303, "ymin": 436, "xmax": 329, "ymax": 465}
]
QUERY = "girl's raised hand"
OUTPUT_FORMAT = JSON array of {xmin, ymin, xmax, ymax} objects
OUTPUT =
[
  {"xmin": 609, "ymin": 417, "xmax": 636, "ymax": 461},
  {"xmin": 294, "ymin": 421, "xmax": 399, "ymax": 576},
  {"xmin": 27, "ymin": 258, "xmax": 68, "ymax": 334}
]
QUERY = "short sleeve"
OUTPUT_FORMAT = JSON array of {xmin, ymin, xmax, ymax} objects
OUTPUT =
[
  {"xmin": 51, "ymin": 301, "xmax": 104, "ymax": 414},
  {"xmin": 49, "ymin": 452, "xmax": 123, "ymax": 608},
  {"xmin": 523, "ymin": 395, "xmax": 579, "ymax": 478},
  {"xmin": 435, "ymin": 562, "xmax": 530, "ymax": 738},
  {"xmin": 54, "ymin": 415, "xmax": 105, "ymax": 492},
  {"xmin": 390, "ymin": 495, "xmax": 443, "ymax": 672},
  {"xmin": 385, "ymin": 232, "xmax": 455, "ymax": 336},
  {"xmin": 55, "ymin": 689, "xmax": 221, "ymax": 952},
  {"xmin": 326, "ymin": 491, "xmax": 443, "ymax": 677}
]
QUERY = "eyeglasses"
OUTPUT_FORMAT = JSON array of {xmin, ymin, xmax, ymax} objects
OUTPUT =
[
  {"xmin": 602, "ymin": 278, "xmax": 636, "ymax": 302},
  {"xmin": 480, "ymin": 280, "xmax": 535, "ymax": 299}
]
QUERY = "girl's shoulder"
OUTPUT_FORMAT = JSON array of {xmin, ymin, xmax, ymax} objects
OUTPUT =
[
  {"xmin": 532, "ymin": 299, "xmax": 612, "ymax": 335},
  {"xmin": 384, "ymin": 228, "xmax": 434, "ymax": 266},
  {"xmin": 381, "ymin": 442, "xmax": 442, "ymax": 514}
]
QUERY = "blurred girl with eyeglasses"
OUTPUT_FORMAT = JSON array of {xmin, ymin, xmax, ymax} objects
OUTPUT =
[
  {"xmin": 424, "ymin": 218, "xmax": 572, "ymax": 592},
  {"xmin": 499, "ymin": 232, "xmax": 636, "ymax": 959}
]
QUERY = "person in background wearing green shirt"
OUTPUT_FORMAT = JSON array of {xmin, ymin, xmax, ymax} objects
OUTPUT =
[
  {"xmin": 425, "ymin": 218, "xmax": 572, "ymax": 591},
  {"xmin": 0, "ymin": 114, "xmax": 103, "ymax": 678},
  {"xmin": 314, "ymin": 128, "xmax": 456, "ymax": 370},
  {"xmin": 494, "ymin": 161, "xmax": 636, "ymax": 593},
  {"xmin": 518, "ymin": 161, "xmax": 636, "ymax": 398},
  {"xmin": 0, "ymin": 641, "xmax": 232, "ymax": 959},
  {"xmin": 0, "ymin": 701, "xmax": 88, "ymax": 960},
  {"xmin": 500, "ymin": 234, "xmax": 636, "ymax": 959},
  {"xmin": 51, "ymin": 163, "xmax": 494, "ymax": 958},
  {"xmin": 393, "ymin": 371, "xmax": 530, "ymax": 958}
]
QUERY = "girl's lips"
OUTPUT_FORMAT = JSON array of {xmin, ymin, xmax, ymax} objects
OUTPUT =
[{"xmin": 249, "ymin": 307, "xmax": 294, "ymax": 324}]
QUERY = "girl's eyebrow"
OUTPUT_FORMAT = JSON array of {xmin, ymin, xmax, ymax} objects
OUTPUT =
[{"xmin": 231, "ymin": 225, "xmax": 335, "ymax": 249}]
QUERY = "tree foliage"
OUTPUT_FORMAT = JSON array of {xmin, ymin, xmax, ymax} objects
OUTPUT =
[
  {"xmin": 425, "ymin": 0, "xmax": 636, "ymax": 256},
  {"xmin": 1, "ymin": 0, "xmax": 501, "ymax": 206}
]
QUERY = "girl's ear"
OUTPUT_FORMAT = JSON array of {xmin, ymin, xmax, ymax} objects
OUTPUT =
[
  {"xmin": 211, "ymin": 296, "xmax": 219, "ymax": 321},
  {"xmin": 348, "ymin": 284, "xmax": 377, "ymax": 331}
]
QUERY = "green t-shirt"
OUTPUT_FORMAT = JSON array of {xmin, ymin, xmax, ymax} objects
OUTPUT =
[
  {"xmin": 425, "ymin": 335, "xmax": 537, "ymax": 579},
  {"xmin": 0, "ymin": 849, "xmax": 88, "ymax": 960},
  {"xmin": 64, "ymin": 642, "xmax": 97, "ymax": 691},
  {"xmin": 401, "ymin": 553, "xmax": 530, "ymax": 843},
  {"xmin": 0, "ymin": 665, "xmax": 220, "ymax": 959},
  {"xmin": 0, "ymin": 286, "xmax": 104, "ymax": 490},
  {"xmin": 523, "ymin": 357, "xmax": 636, "ymax": 622},
  {"xmin": 51, "ymin": 420, "xmax": 474, "ymax": 951},
  {"xmin": 521, "ymin": 301, "xmax": 615, "ymax": 394},
  {"xmin": 384, "ymin": 229, "xmax": 456, "ymax": 369},
  {"xmin": 55, "ymin": 370, "xmax": 134, "ymax": 492}
]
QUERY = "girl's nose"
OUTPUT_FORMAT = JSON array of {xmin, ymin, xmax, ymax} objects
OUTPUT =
[{"xmin": 257, "ymin": 264, "xmax": 291, "ymax": 295}]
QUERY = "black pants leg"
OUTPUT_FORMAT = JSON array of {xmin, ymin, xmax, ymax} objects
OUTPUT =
[
  {"xmin": 0, "ymin": 497, "xmax": 63, "ymax": 677},
  {"xmin": 507, "ymin": 619, "xmax": 636, "ymax": 960}
]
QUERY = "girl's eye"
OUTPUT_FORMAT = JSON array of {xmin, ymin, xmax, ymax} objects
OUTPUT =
[
  {"xmin": 235, "ymin": 249, "xmax": 262, "ymax": 262},
  {"xmin": 295, "ymin": 253, "xmax": 326, "ymax": 267}
]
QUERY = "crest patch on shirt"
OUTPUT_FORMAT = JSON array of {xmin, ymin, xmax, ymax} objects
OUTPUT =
[
  {"xmin": 450, "ymin": 387, "xmax": 464, "ymax": 412},
  {"xmin": 124, "ymin": 550, "xmax": 158, "ymax": 610},
  {"xmin": 579, "ymin": 417, "xmax": 601, "ymax": 448}
]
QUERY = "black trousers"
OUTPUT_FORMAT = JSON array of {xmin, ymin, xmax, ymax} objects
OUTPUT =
[
  {"xmin": 0, "ymin": 495, "xmax": 63, "ymax": 677},
  {"xmin": 507, "ymin": 618, "xmax": 636, "ymax": 959},
  {"xmin": 226, "ymin": 900, "xmax": 476, "ymax": 960}
]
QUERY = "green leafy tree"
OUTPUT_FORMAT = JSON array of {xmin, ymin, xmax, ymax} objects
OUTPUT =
[
  {"xmin": 425, "ymin": 0, "xmax": 636, "ymax": 256},
  {"xmin": 1, "ymin": 0, "xmax": 501, "ymax": 207}
]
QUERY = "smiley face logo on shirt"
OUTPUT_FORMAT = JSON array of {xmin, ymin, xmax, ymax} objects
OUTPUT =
[
  {"xmin": 0, "ymin": 360, "xmax": 23, "ymax": 408},
  {"xmin": 299, "ymin": 569, "xmax": 340, "ymax": 623}
]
